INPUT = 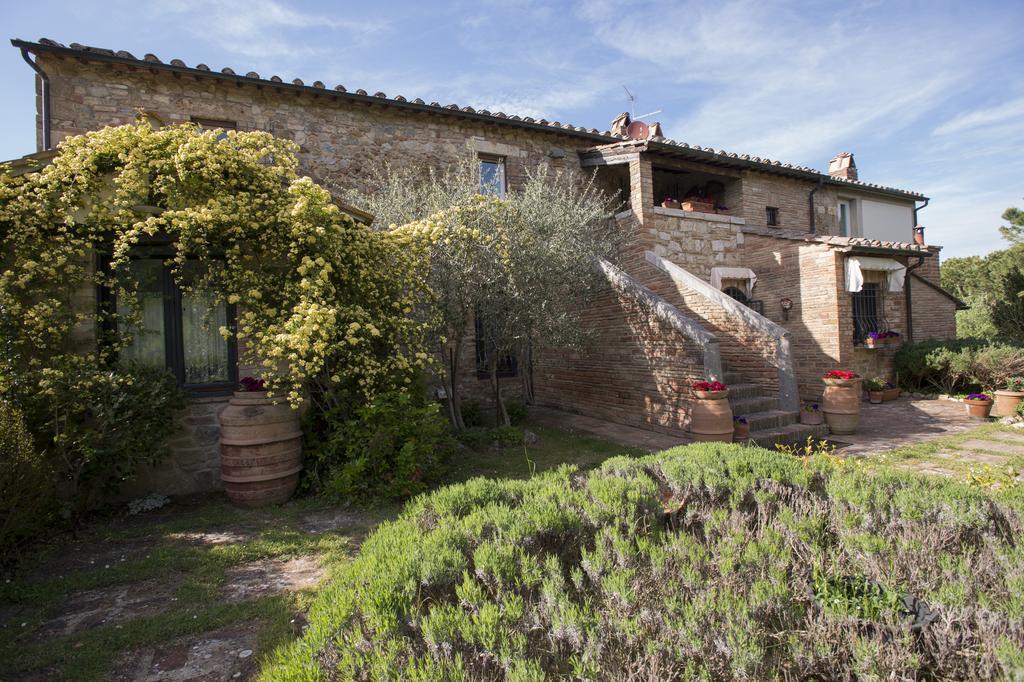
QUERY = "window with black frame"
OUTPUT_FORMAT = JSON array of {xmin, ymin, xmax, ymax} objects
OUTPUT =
[
  {"xmin": 104, "ymin": 252, "xmax": 237, "ymax": 393},
  {"xmin": 852, "ymin": 282, "xmax": 887, "ymax": 344},
  {"xmin": 474, "ymin": 314, "xmax": 517, "ymax": 379}
]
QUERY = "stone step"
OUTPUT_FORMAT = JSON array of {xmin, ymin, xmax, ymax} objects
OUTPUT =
[
  {"xmin": 744, "ymin": 422, "xmax": 830, "ymax": 449},
  {"xmin": 722, "ymin": 371, "xmax": 744, "ymax": 385},
  {"xmin": 730, "ymin": 396, "xmax": 778, "ymax": 415},
  {"xmin": 727, "ymin": 383, "xmax": 764, "ymax": 400},
  {"xmin": 742, "ymin": 409, "xmax": 797, "ymax": 432}
]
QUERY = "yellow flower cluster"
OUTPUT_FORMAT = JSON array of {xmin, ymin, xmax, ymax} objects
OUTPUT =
[{"xmin": 0, "ymin": 122, "xmax": 434, "ymax": 407}]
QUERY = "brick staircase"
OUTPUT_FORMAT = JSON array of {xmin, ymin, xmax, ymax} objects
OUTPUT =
[{"xmin": 722, "ymin": 365, "xmax": 829, "ymax": 448}]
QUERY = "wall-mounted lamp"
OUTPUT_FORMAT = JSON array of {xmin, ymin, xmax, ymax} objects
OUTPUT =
[{"xmin": 780, "ymin": 297, "xmax": 793, "ymax": 321}]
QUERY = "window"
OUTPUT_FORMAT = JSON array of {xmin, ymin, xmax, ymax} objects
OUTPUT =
[
  {"xmin": 191, "ymin": 117, "xmax": 237, "ymax": 131},
  {"xmin": 851, "ymin": 282, "xmax": 888, "ymax": 345},
  {"xmin": 838, "ymin": 199, "xmax": 852, "ymax": 237},
  {"xmin": 106, "ymin": 254, "xmax": 237, "ymax": 392},
  {"xmin": 479, "ymin": 155, "xmax": 506, "ymax": 196},
  {"xmin": 766, "ymin": 206, "xmax": 780, "ymax": 227},
  {"xmin": 474, "ymin": 313, "xmax": 517, "ymax": 378}
]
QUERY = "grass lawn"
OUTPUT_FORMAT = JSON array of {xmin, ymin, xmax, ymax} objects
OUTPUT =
[{"xmin": 0, "ymin": 422, "xmax": 644, "ymax": 681}]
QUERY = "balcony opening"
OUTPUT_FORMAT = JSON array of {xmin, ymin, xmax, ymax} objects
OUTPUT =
[{"xmin": 653, "ymin": 166, "xmax": 739, "ymax": 215}]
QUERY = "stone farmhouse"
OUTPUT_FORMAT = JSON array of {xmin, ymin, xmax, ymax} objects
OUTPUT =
[{"xmin": 7, "ymin": 38, "xmax": 965, "ymax": 493}]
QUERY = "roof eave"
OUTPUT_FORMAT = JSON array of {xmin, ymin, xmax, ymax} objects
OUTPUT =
[{"xmin": 10, "ymin": 39, "xmax": 613, "ymax": 146}]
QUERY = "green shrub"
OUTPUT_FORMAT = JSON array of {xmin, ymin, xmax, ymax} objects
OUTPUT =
[
  {"xmin": 455, "ymin": 426, "xmax": 492, "ymax": 450},
  {"xmin": 1007, "ymin": 377, "xmax": 1024, "ymax": 392},
  {"xmin": 0, "ymin": 401, "xmax": 54, "ymax": 559},
  {"xmin": 306, "ymin": 390, "xmax": 454, "ymax": 502},
  {"xmin": 894, "ymin": 339, "xmax": 1024, "ymax": 394},
  {"xmin": 491, "ymin": 424, "xmax": 524, "ymax": 448},
  {"xmin": 460, "ymin": 399, "xmax": 484, "ymax": 428},
  {"xmin": 263, "ymin": 445, "xmax": 1024, "ymax": 680},
  {"xmin": 505, "ymin": 399, "xmax": 528, "ymax": 426},
  {"xmin": 8, "ymin": 362, "xmax": 185, "ymax": 520}
]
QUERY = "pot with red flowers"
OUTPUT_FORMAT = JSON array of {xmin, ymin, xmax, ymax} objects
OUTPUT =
[
  {"xmin": 688, "ymin": 380, "xmax": 733, "ymax": 442},
  {"xmin": 822, "ymin": 370, "xmax": 862, "ymax": 434},
  {"xmin": 964, "ymin": 393, "xmax": 993, "ymax": 420}
]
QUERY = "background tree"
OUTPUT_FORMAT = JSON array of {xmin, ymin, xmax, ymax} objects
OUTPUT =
[
  {"xmin": 347, "ymin": 158, "xmax": 622, "ymax": 427},
  {"xmin": 942, "ymin": 205, "xmax": 1024, "ymax": 341}
]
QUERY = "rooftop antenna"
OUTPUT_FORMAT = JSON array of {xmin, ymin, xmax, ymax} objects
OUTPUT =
[{"xmin": 622, "ymin": 85, "xmax": 661, "ymax": 121}]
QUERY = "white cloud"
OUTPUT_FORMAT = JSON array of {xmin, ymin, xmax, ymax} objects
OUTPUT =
[
  {"xmin": 155, "ymin": 0, "xmax": 389, "ymax": 59},
  {"xmin": 933, "ymin": 97, "xmax": 1024, "ymax": 136}
]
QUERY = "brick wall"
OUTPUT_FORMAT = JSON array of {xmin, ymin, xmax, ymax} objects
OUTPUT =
[{"xmin": 910, "ymin": 248, "xmax": 958, "ymax": 340}]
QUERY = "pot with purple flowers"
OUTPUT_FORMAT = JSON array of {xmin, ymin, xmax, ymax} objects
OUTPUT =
[
  {"xmin": 800, "ymin": 403, "xmax": 823, "ymax": 425},
  {"xmin": 964, "ymin": 393, "xmax": 993, "ymax": 420},
  {"xmin": 864, "ymin": 331, "xmax": 883, "ymax": 349},
  {"xmin": 660, "ymin": 196, "xmax": 681, "ymax": 209},
  {"xmin": 733, "ymin": 415, "xmax": 750, "ymax": 441}
]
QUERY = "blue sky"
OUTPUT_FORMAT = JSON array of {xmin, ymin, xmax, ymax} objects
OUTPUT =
[{"xmin": 2, "ymin": 0, "xmax": 1022, "ymax": 258}]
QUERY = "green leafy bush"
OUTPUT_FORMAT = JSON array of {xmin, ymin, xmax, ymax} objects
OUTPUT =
[
  {"xmin": 490, "ymin": 424, "xmax": 524, "ymax": 448},
  {"xmin": 306, "ymin": 390, "xmax": 454, "ymax": 502},
  {"xmin": 0, "ymin": 401, "xmax": 54, "ymax": 558},
  {"xmin": 455, "ymin": 426, "xmax": 492, "ymax": 450},
  {"xmin": 460, "ymin": 399, "xmax": 484, "ymax": 428},
  {"xmin": 894, "ymin": 339, "xmax": 1024, "ymax": 393},
  {"xmin": 264, "ymin": 445, "xmax": 1024, "ymax": 680},
  {"xmin": 7, "ymin": 362, "xmax": 184, "ymax": 520},
  {"xmin": 505, "ymin": 398, "xmax": 528, "ymax": 426}
]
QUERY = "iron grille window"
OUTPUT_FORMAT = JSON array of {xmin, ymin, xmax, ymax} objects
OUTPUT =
[
  {"xmin": 852, "ymin": 282, "xmax": 887, "ymax": 345},
  {"xmin": 474, "ymin": 314, "xmax": 517, "ymax": 378},
  {"xmin": 766, "ymin": 206, "xmax": 780, "ymax": 227}
]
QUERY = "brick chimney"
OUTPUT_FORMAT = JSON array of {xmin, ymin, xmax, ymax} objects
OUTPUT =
[
  {"xmin": 611, "ymin": 112, "xmax": 631, "ymax": 137},
  {"xmin": 828, "ymin": 152, "xmax": 857, "ymax": 181}
]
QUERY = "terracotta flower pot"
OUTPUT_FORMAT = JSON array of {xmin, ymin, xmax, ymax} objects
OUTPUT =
[
  {"xmin": 864, "ymin": 338, "xmax": 878, "ymax": 349},
  {"xmin": 219, "ymin": 391, "xmax": 303, "ymax": 508},
  {"xmin": 800, "ymin": 411, "xmax": 824, "ymax": 425},
  {"xmin": 689, "ymin": 389, "xmax": 733, "ymax": 442},
  {"xmin": 733, "ymin": 422, "xmax": 750, "ymax": 441},
  {"xmin": 822, "ymin": 378, "xmax": 862, "ymax": 434},
  {"xmin": 992, "ymin": 390, "xmax": 1024, "ymax": 417},
  {"xmin": 868, "ymin": 391, "xmax": 883, "ymax": 404},
  {"xmin": 964, "ymin": 398, "xmax": 993, "ymax": 421}
]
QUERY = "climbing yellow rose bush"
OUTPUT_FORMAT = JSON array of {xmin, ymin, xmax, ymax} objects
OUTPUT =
[{"xmin": 0, "ymin": 122, "xmax": 434, "ymax": 407}]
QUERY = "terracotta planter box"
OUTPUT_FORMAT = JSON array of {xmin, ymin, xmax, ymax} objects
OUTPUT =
[
  {"xmin": 964, "ymin": 398, "xmax": 993, "ymax": 421},
  {"xmin": 680, "ymin": 200, "xmax": 714, "ymax": 213},
  {"xmin": 689, "ymin": 389, "xmax": 732, "ymax": 442},
  {"xmin": 993, "ymin": 390, "xmax": 1024, "ymax": 417},
  {"xmin": 660, "ymin": 200, "xmax": 680, "ymax": 209},
  {"xmin": 823, "ymin": 378, "xmax": 862, "ymax": 434},
  {"xmin": 882, "ymin": 387, "xmax": 900, "ymax": 402}
]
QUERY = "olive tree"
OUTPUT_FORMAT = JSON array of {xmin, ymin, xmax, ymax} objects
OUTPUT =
[{"xmin": 343, "ymin": 158, "xmax": 622, "ymax": 427}]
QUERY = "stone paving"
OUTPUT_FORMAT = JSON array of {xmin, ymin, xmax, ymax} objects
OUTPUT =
[{"xmin": 826, "ymin": 397, "xmax": 977, "ymax": 457}]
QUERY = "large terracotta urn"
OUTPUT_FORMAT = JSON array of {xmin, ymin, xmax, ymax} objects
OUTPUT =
[
  {"xmin": 822, "ymin": 375, "xmax": 862, "ymax": 435},
  {"xmin": 219, "ymin": 391, "xmax": 302, "ymax": 508},
  {"xmin": 689, "ymin": 388, "xmax": 733, "ymax": 442}
]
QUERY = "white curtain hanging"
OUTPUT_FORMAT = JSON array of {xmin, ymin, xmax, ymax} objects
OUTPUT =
[
  {"xmin": 845, "ymin": 256, "xmax": 906, "ymax": 293},
  {"xmin": 711, "ymin": 267, "xmax": 758, "ymax": 296}
]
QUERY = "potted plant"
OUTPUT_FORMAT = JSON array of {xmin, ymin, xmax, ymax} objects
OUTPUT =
[
  {"xmin": 660, "ymin": 196, "xmax": 680, "ymax": 209},
  {"xmin": 863, "ymin": 331, "xmax": 883, "ymax": 349},
  {"xmin": 219, "ymin": 376, "xmax": 303, "ymax": 508},
  {"xmin": 865, "ymin": 377, "xmax": 886, "ymax": 404},
  {"xmin": 822, "ymin": 370, "xmax": 861, "ymax": 434},
  {"xmin": 882, "ymin": 381, "xmax": 900, "ymax": 402},
  {"xmin": 993, "ymin": 377, "xmax": 1024, "ymax": 417},
  {"xmin": 964, "ymin": 392, "xmax": 993, "ymax": 420},
  {"xmin": 800, "ymin": 403, "xmax": 824, "ymax": 425},
  {"xmin": 733, "ymin": 415, "xmax": 750, "ymax": 441},
  {"xmin": 688, "ymin": 380, "xmax": 733, "ymax": 442}
]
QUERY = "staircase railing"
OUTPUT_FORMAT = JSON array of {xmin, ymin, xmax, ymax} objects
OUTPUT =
[
  {"xmin": 643, "ymin": 251, "xmax": 799, "ymax": 412},
  {"xmin": 597, "ymin": 258, "xmax": 723, "ymax": 382}
]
